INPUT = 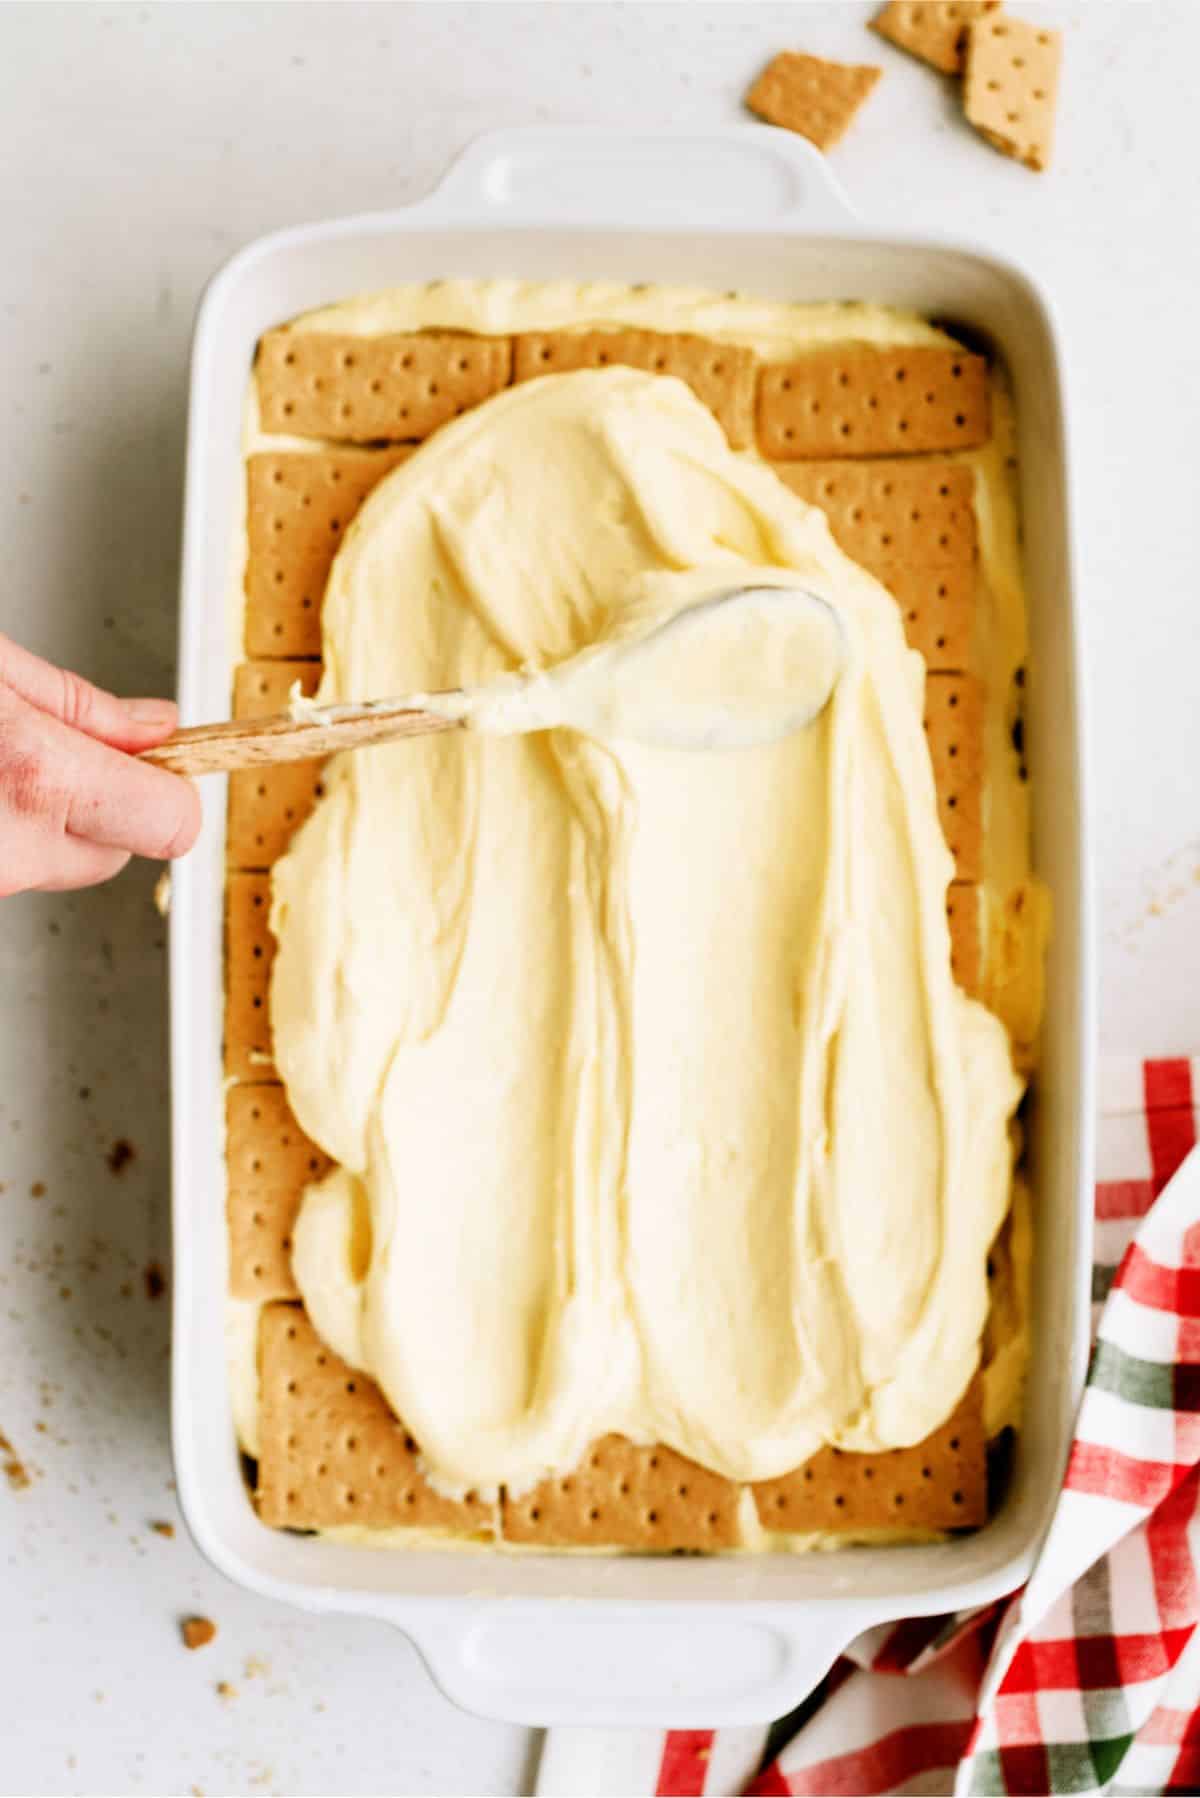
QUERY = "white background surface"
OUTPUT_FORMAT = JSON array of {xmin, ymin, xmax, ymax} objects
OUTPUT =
[{"xmin": 1, "ymin": 3, "xmax": 1197, "ymax": 1794}]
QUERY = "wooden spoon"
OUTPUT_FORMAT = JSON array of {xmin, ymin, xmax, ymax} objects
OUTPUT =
[
  {"xmin": 138, "ymin": 697, "xmax": 464, "ymax": 777},
  {"xmin": 143, "ymin": 583, "xmax": 846, "ymax": 776}
]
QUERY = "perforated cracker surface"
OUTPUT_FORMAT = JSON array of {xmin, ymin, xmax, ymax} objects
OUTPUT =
[
  {"xmin": 514, "ymin": 329, "xmax": 756, "ymax": 449},
  {"xmin": 758, "ymin": 346, "xmax": 990, "ymax": 460},
  {"xmin": 773, "ymin": 460, "xmax": 976, "ymax": 569},
  {"xmin": 964, "ymin": 14, "xmax": 1062, "ymax": 173},
  {"xmin": 256, "ymin": 1304, "xmax": 495, "ymax": 1534},
  {"xmin": 224, "ymin": 871, "xmax": 276, "ymax": 1079},
  {"xmin": 256, "ymin": 330, "xmax": 513, "ymax": 442},
  {"xmin": 753, "ymin": 1378, "xmax": 986, "ymax": 1531},
  {"xmin": 772, "ymin": 459, "xmax": 976, "ymax": 670},
  {"xmin": 925, "ymin": 671, "xmax": 984, "ymax": 881},
  {"xmin": 245, "ymin": 449, "xmax": 411, "ymax": 656},
  {"xmin": 226, "ymin": 1086, "xmax": 329, "ymax": 1301},
  {"xmin": 501, "ymin": 1435, "xmax": 741, "ymax": 1551},
  {"xmin": 872, "ymin": 0, "xmax": 999, "ymax": 74},
  {"xmin": 227, "ymin": 661, "xmax": 323, "ymax": 870}
]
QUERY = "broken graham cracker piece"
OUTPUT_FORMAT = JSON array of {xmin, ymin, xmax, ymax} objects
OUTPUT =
[
  {"xmin": 256, "ymin": 1304, "xmax": 494, "ymax": 1535},
  {"xmin": 227, "ymin": 662, "xmax": 323, "ymax": 871},
  {"xmin": 754, "ymin": 1377, "xmax": 986, "ymax": 1532},
  {"xmin": 964, "ymin": 13, "xmax": 1063, "ymax": 173},
  {"xmin": 871, "ymin": 1, "xmax": 999, "ymax": 76},
  {"xmin": 745, "ymin": 51, "xmax": 881, "ymax": 152},
  {"xmin": 502, "ymin": 1435, "xmax": 741, "ymax": 1551},
  {"xmin": 245, "ymin": 449, "xmax": 411, "ymax": 657},
  {"xmin": 513, "ymin": 329, "xmax": 755, "ymax": 450},
  {"xmin": 946, "ymin": 881, "xmax": 983, "ymax": 997},
  {"xmin": 759, "ymin": 346, "xmax": 990, "ymax": 460},
  {"xmin": 225, "ymin": 872, "xmax": 276, "ymax": 1080},
  {"xmin": 925, "ymin": 671, "xmax": 984, "ymax": 882},
  {"xmin": 226, "ymin": 1085, "xmax": 330, "ymax": 1301},
  {"xmin": 772, "ymin": 459, "xmax": 976, "ymax": 671},
  {"xmin": 256, "ymin": 330, "xmax": 512, "ymax": 443}
]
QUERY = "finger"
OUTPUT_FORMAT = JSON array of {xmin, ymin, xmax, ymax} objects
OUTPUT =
[
  {"xmin": 35, "ymin": 838, "xmax": 132, "ymax": 893},
  {"xmin": 0, "ymin": 632, "xmax": 177, "ymax": 751},
  {"xmin": 35, "ymin": 710, "xmax": 203, "ymax": 861}
]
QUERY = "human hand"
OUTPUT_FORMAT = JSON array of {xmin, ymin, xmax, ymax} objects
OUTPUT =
[{"xmin": 0, "ymin": 632, "xmax": 201, "ymax": 895}]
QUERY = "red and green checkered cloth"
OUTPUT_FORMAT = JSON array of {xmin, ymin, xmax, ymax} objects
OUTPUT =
[{"xmin": 536, "ymin": 1057, "xmax": 1200, "ymax": 1798}]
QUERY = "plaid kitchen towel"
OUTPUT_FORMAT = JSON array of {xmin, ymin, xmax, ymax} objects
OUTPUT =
[{"xmin": 535, "ymin": 1058, "xmax": 1200, "ymax": 1798}]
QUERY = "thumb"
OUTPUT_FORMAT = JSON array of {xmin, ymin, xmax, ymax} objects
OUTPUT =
[{"xmin": 0, "ymin": 631, "xmax": 177, "ymax": 751}]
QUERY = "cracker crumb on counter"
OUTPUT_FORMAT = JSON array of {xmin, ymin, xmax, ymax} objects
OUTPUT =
[
  {"xmin": 181, "ymin": 1616, "xmax": 217, "ymax": 1651},
  {"xmin": 0, "ymin": 1427, "xmax": 32, "ymax": 1492},
  {"xmin": 106, "ymin": 1138, "xmax": 136, "ymax": 1176}
]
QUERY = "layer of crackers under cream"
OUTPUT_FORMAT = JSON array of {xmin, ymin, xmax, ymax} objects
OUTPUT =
[
  {"xmin": 225, "ymin": 282, "xmax": 1041, "ymax": 1524},
  {"xmin": 265, "ymin": 358, "xmax": 1021, "ymax": 1496},
  {"xmin": 254, "ymin": 281, "xmax": 1040, "ymax": 996}
]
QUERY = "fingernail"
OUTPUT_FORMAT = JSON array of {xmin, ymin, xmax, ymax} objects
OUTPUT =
[{"xmin": 123, "ymin": 698, "xmax": 177, "ymax": 728}]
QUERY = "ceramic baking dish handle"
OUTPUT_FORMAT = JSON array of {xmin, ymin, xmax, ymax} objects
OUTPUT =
[
  {"xmin": 400, "ymin": 1601, "xmax": 869, "ymax": 1727},
  {"xmin": 427, "ymin": 124, "xmax": 858, "ymax": 230}
]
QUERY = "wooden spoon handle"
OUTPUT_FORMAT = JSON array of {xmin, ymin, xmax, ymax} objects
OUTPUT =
[{"xmin": 139, "ymin": 702, "xmax": 463, "ymax": 776}]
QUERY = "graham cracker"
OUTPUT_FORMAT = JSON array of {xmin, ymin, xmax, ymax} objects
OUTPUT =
[
  {"xmin": 225, "ymin": 871, "xmax": 276, "ymax": 1080},
  {"xmin": 871, "ymin": 1, "xmax": 999, "ymax": 75},
  {"xmin": 513, "ymin": 329, "xmax": 756, "ymax": 449},
  {"xmin": 256, "ymin": 1303, "xmax": 495, "ymax": 1535},
  {"xmin": 753, "ymin": 1376, "xmax": 986, "ymax": 1532},
  {"xmin": 947, "ymin": 880, "xmax": 982, "ymax": 997},
  {"xmin": 758, "ymin": 347, "xmax": 990, "ymax": 460},
  {"xmin": 501, "ymin": 1435, "xmax": 741, "ymax": 1551},
  {"xmin": 256, "ymin": 330, "xmax": 512, "ymax": 443},
  {"xmin": 227, "ymin": 763, "xmax": 325, "ymax": 871},
  {"xmin": 245, "ymin": 449, "xmax": 411, "ymax": 657},
  {"xmin": 226, "ymin": 1086, "xmax": 330, "ymax": 1301},
  {"xmin": 884, "ymin": 560, "xmax": 974, "ymax": 672},
  {"xmin": 772, "ymin": 460, "xmax": 976, "ymax": 569},
  {"xmin": 745, "ymin": 51, "xmax": 882, "ymax": 151},
  {"xmin": 227, "ymin": 662, "xmax": 323, "ymax": 870},
  {"xmin": 963, "ymin": 14, "xmax": 1062, "ymax": 173},
  {"xmin": 925, "ymin": 671, "xmax": 984, "ymax": 882},
  {"xmin": 772, "ymin": 459, "xmax": 976, "ymax": 670}
]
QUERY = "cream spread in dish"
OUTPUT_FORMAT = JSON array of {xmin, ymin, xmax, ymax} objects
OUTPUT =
[{"xmin": 268, "ymin": 361, "xmax": 1022, "ymax": 1496}]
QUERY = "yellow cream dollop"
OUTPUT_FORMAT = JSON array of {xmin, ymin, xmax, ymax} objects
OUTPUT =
[{"xmin": 269, "ymin": 366, "xmax": 1021, "ymax": 1494}]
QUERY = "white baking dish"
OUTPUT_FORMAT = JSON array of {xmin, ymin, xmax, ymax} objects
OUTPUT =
[{"xmin": 171, "ymin": 125, "xmax": 1094, "ymax": 1727}]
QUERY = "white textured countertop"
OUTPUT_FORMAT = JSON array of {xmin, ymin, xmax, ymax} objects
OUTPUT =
[{"xmin": 1, "ymin": 3, "xmax": 1197, "ymax": 1793}]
